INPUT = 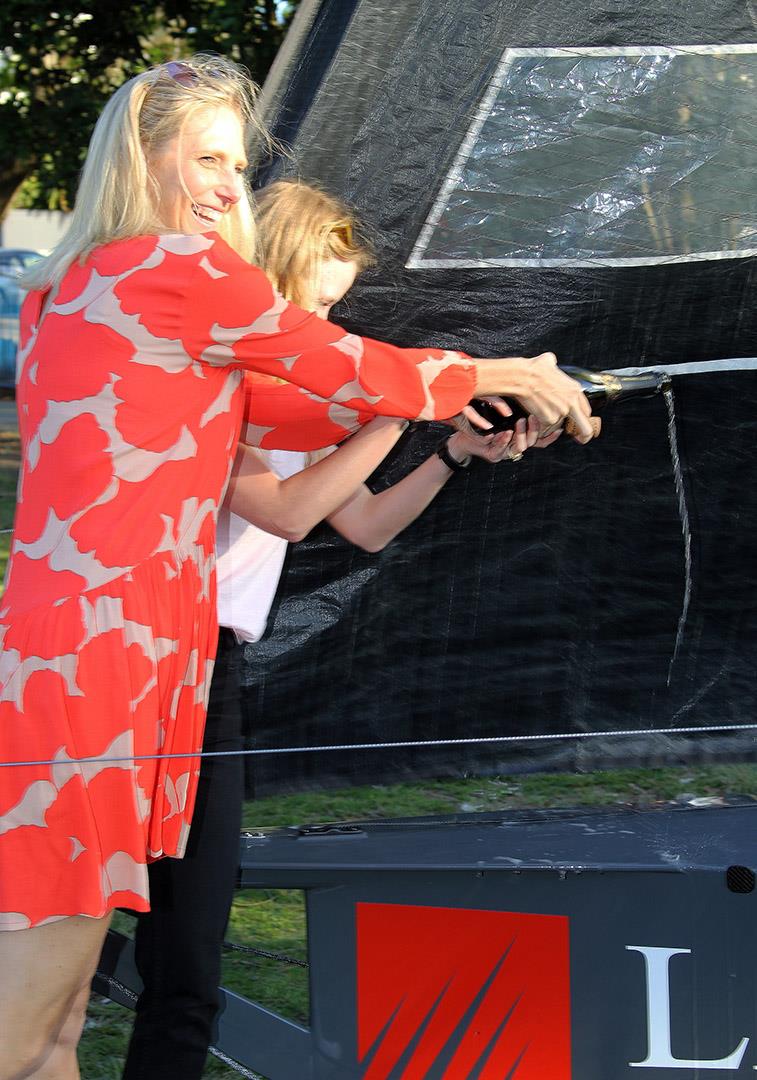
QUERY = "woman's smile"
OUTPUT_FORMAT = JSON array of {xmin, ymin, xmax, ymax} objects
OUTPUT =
[{"xmin": 150, "ymin": 104, "xmax": 247, "ymax": 234}]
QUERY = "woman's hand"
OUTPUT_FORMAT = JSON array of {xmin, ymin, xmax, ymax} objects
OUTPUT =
[{"xmin": 473, "ymin": 352, "xmax": 596, "ymax": 440}]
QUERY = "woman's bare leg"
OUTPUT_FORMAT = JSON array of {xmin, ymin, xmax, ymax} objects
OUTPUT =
[
  {"xmin": 24, "ymin": 979, "xmax": 95, "ymax": 1080},
  {"xmin": 0, "ymin": 912, "xmax": 112, "ymax": 1080}
]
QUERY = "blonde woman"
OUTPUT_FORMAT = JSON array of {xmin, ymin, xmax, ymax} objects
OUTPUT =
[
  {"xmin": 123, "ymin": 179, "xmax": 544, "ymax": 1079},
  {"xmin": 0, "ymin": 54, "xmax": 595, "ymax": 1078}
]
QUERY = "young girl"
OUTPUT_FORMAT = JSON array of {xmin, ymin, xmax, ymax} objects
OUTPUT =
[{"xmin": 122, "ymin": 179, "xmax": 548, "ymax": 1079}]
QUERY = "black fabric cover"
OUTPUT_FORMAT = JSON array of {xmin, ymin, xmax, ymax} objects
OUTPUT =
[{"xmin": 242, "ymin": 0, "xmax": 757, "ymax": 793}]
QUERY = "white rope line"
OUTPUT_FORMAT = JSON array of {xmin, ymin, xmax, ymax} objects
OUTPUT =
[
  {"xmin": 606, "ymin": 357, "xmax": 757, "ymax": 376},
  {"xmin": 96, "ymin": 972, "xmax": 263, "ymax": 1079},
  {"xmin": 207, "ymin": 1046, "xmax": 264, "ymax": 1080},
  {"xmin": 1, "ymin": 722, "xmax": 756, "ymax": 769},
  {"xmin": 96, "ymin": 973, "xmax": 138, "ymax": 1005}
]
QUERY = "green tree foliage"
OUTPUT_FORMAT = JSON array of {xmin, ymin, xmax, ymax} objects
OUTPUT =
[
  {"xmin": 164, "ymin": 1, "xmax": 296, "ymax": 86},
  {"xmin": 0, "ymin": 1, "xmax": 296, "ymax": 219}
]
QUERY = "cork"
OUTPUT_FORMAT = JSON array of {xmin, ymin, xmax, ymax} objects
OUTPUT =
[{"xmin": 564, "ymin": 415, "xmax": 602, "ymax": 439}]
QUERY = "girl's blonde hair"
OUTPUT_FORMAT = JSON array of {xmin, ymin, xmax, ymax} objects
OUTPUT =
[
  {"xmin": 24, "ymin": 54, "xmax": 268, "ymax": 291},
  {"xmin": 255, "ymin": 180, "xmax": 375, "ymax": 465},
  {"xmin": 255, "ymin": 179, "xmax": 374, "ymax": 308}
]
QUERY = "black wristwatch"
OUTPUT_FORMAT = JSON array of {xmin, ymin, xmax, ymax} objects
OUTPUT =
[{"xmin": 436, "ymin": 435, "xmax": 471, "ymax": 472}]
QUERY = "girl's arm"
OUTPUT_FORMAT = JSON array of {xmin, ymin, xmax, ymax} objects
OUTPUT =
[
  {"xmin": 327, "ymin": 421, "xmax": 542, "ymax": 553},
  {"xmin": 225, "ymin": 415, "xmax": 407, "ymax": 542}
]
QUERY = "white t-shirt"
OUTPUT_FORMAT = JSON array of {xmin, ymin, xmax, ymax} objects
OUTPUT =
[{"xmin": 216, "ymin": 449, "xmax": 307, "ymax": 642}]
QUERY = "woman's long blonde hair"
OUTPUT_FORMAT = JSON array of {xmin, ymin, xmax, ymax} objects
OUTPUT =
[
  {"xmin": 24, "ymin": 54, "xmax": 268, "ymax": 291},
  {"xmin": 255, "ymin": 179, "xmax": 375, "ymax": 308}
]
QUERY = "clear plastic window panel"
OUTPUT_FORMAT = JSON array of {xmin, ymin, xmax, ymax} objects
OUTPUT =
[{"xmin": 409, "ymin": 46, "xmax": 757, "ymax": 268}]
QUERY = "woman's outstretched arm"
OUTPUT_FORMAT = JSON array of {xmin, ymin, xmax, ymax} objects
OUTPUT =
[{"xmin": 182, "ymin": 237, "xmax": 595, "ymax": 448}]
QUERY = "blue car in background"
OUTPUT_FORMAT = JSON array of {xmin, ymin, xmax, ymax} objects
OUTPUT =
[{"xmin": 0, "ymin": 249, "xmax": 43, "ymax": 390}]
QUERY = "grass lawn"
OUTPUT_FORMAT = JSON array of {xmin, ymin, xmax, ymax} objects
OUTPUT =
[{"xmin": 2, "ymin": 414, "xmax": 756, "ymax": 1076}]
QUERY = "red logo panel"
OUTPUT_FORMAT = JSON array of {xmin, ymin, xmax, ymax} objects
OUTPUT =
[{"xmin": 357, "ymin": 903, "xmax": 571, "ymax": 1079}]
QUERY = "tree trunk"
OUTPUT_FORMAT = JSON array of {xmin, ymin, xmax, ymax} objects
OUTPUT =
[{"xmin": 0, "ymin": 159, "xmax": 37, "ymax": 225}]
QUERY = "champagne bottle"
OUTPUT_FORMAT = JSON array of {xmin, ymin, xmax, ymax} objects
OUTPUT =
[{"xmin": 470, "ymin": 367, "xmax": 670, "ymax": 434}]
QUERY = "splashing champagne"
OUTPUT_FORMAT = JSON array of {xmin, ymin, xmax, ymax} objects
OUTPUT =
[{"xmin": 471, "ymin": 367, "xmax": 671, "ymax": 436}]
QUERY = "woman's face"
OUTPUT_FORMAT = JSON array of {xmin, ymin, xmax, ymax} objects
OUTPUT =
[
  {"xmin": 311, "ymin": 257, "xmax": 359, "ymax": 319},
  {"xmin": 149, "ymin": 105, "xmax": 247, "ymax": 234}
]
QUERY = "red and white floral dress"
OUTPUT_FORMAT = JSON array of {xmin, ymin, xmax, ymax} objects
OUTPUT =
[{"xmin": 0, "ymin": 232, "xmax": 476, "ymax": 930}]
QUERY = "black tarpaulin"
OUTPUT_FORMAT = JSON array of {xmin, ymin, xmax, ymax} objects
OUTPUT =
[{"xmin": 241, "ymin": 0, "xmax": 757, "ymax": 793}]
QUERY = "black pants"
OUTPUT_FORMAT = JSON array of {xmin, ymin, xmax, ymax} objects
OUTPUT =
[{"xmin": 122, "ymin": 628, "xmax": 244, "ymax": 1080}]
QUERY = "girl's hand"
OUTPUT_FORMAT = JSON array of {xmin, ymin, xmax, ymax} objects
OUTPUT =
[
  {"xmin": 456, "ymin": 396, "xmax": 512, "ymax": 432},
  {"xmin": 448, "ymin": 415, "xmax": 560, "ymax": 463}
]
